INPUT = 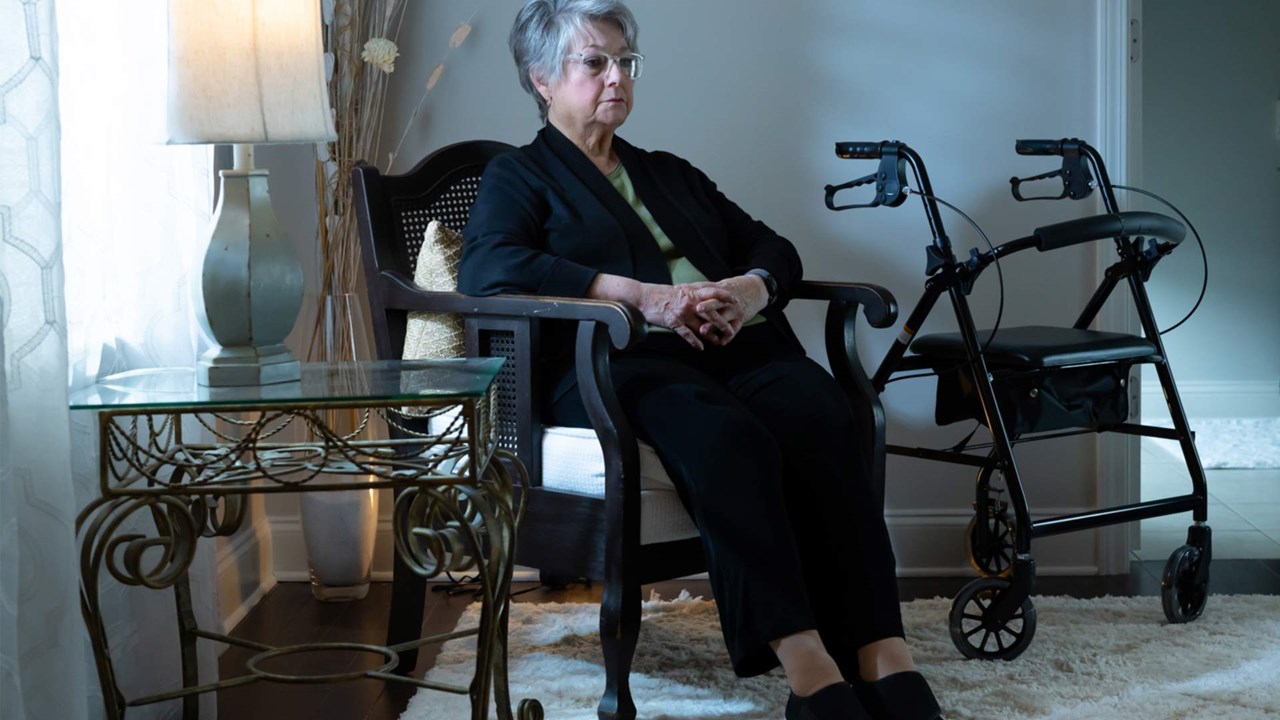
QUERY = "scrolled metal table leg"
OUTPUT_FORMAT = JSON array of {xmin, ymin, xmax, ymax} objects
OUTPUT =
[
  {"xmin": 78, "ymin": 496, "xmax": 130, "ymax": 720},
  {"xmin": 481, "ymin": 454, "xmax": 519, "ymax": 720},
  {"xmin": 391, "ymin": 447, "xmax": 541, "ymax": 720},
  {"xmin": 485, "ymin": 450, "xmax": 541, "ymax": 720},
  {"xmin": 171, "ymin": 491, "xmax": 248, "ymax": 720},
  {"xmin": 171, "ymin": 570, "xmax": 201, "ymax": 720},
  {"xmin": 79, "ymin": 493, "xmax": 203, "ymax": 719},
  {"xmin": 393, "ymin": 482, "xmax": 501, "ymax": 719}
]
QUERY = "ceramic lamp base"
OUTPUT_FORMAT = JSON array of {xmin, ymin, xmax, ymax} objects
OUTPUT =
[
  {"xmin": 194, "ymin": 152, "xmax": 304, "ymax": 387},
  {"xmin": 197, "ymin": 343, "xmax": 300, "ymax": 386}
]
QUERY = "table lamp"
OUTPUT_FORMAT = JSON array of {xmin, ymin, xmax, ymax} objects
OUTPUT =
[{"xmin": 167, "ymin": 0, "xmax": 336, "ymax": 386}]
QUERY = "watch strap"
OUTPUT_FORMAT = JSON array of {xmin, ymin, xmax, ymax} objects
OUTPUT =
[{"xmin": 745, "ymin": 268, "xmax": 778, "ymax": 306}]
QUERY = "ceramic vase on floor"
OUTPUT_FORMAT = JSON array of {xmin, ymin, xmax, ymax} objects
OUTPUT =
[
  {"xmin": 300, "ymin": 293, "xmax": 379, "ymax": 601},
  {"xmin": 300, "ymin": 481, "xmax": 378, "ymax": 601}
]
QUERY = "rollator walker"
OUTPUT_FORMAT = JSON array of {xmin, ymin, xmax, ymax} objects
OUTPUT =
[{"xmin": 825, "ymin": 138, "xmax": 1211, "ymax": 660}]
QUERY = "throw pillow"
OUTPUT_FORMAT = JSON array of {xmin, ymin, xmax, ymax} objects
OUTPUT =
[{"xmin": 402, "ymin": 220, "xmax": 464, "ymax": 360}]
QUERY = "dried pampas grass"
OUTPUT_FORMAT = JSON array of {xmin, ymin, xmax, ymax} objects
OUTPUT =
[{"xmin": 311, "ymin": 0, "xmax": 481, "ymax": 365}]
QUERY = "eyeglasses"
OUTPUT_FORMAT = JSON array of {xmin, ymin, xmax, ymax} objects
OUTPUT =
[{"xmin": 565, "ymin": 51, "xmax": 644, "ymax": 80}]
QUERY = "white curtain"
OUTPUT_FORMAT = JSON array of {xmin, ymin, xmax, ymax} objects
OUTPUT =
[
  {"xmin": 2, "ymin": 0, "xmax": 221, "ymax": 717},
  {"xmin": 0, "ymin": 1, "xmax": 86, "ymax": 717}
]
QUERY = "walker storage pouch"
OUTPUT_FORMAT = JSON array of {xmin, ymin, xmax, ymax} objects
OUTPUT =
[{"xmin": 932, "ymin": 362, "xmax": 1131, "ymax": 436}]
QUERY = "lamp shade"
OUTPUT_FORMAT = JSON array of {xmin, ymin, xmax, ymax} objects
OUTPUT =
[{"xmin": 167, "ymin": 0, "xmax": 337, "ymax": 144}]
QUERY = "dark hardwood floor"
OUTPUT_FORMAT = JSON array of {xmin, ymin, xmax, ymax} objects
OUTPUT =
[{"xmin": 215, "ymin": 559, "xmax": 1280, "ymax": 720}]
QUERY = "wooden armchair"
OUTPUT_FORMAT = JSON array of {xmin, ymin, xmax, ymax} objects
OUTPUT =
[{"xmin": 352, "ymin": 140, "xmax": 897, "ymax": 720}]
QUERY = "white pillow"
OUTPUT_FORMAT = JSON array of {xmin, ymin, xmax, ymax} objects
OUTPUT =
[{"xmin": 403, "ymin": 220, "xmax": 464, "ymax": 360}]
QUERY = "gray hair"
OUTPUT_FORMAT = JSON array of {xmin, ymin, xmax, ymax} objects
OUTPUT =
[{"xmin": 509, "ymin": 0, "xmax": 640, "ymax": 122}]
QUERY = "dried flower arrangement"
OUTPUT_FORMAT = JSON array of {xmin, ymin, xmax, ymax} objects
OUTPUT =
[
  {"xmin": 297, "ymin": 0, "xmax": 483, "ymax": 600},
  {"xmin": 310, "ymin": 0, "xmax": 477, "ymax": 364}
]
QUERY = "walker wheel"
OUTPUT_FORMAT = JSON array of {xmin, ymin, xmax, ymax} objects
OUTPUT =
[
  {"xmin": 518, "ymin": 698, "xmax": 544, "ymax": 720},
  {"xmin": 949, "ymin": 577, "xmax": 1036, "ymax": 660},
  {"xmin": 1161, "ymin": 544, "xmax": 1209, "ymax": 624},
  {"xmin": 966, "ymin": 508, "xmax": 1014, "ymax": 578}
]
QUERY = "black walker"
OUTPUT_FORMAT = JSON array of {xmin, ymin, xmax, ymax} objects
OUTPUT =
[{"xmin": 825, "ymin": 138, "xmax": 1212, "ymax": 660}]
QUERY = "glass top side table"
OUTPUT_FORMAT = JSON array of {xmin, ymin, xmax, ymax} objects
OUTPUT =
[
  {"xmin": 70, "ymin": 358, "xmax": 541, "ymax": 720},
  {"xmin": 69, "ymin": 358, "xmax": 502, "ymax": 411}
]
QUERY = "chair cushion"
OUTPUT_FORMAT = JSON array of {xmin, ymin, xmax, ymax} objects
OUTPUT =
[
  {"xmin": 541, "ymin": 426, "xmax": 700, "ymax": 545},
  {"xmin": 910, "ymin": 325, "xmax": 1159, "ymax": 369},
  {"xmin": 403, "ymin": 220, "xmax": 464, "ymax": 360}
]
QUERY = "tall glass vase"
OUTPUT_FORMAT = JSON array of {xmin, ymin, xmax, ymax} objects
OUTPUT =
[{"xmin": 300, "ymin": 293, "xmax": 378, "ymax": 601}]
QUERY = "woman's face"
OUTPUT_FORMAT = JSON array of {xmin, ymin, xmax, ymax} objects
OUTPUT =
[{"xmin": 538, "ymin": 20, "xmax": 634, "ymax": 136}]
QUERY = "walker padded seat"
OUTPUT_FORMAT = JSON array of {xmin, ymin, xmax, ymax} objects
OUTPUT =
[
  {"xmin": 911, "ymin": 325, "xmax": 1160, "ymax": 369},
  {"xmin": 917, "ymin": 326, "xmax": 1156, "ymax": 434}
]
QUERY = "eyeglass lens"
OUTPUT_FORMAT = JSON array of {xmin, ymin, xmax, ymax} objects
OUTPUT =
[{"xmin": 575, "ymin": 53, "xmax": 642, "ymax": 79}]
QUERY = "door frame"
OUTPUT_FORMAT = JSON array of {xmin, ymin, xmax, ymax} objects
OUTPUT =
[{"xmin": 1094, "ymin": 0, "xmax": 1143, "ymax": 574}]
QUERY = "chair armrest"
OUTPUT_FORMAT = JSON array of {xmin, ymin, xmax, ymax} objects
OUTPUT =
[
  {"xmin": 380, "ymin": 270, "xmax": 647, "ymax": 350},
  {"xmin": 797, "ymin": 279, "xmax": 894, "ymax": 513},
  {"xmin": 795, "ymin": 280, "xmax": 898, "ymax": 328}
]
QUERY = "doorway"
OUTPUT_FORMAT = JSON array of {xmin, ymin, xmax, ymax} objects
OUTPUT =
[{"xmin": 1131, "ymin": 0, "xmax": 1280, "ymax": 561}]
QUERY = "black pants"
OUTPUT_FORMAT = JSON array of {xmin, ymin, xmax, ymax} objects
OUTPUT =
[{"xmin": 547, "ymin": 323, "xmax": 904, "ymax": 678}]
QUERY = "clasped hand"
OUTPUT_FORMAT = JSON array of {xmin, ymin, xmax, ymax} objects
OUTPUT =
[{"xmin": 639, "ymin": 275, "xmax": 768, "ymax": 350}]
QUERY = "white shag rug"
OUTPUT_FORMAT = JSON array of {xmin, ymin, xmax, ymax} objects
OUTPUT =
[
  {"xmin": 1150, "ymin": 417, "xmax": 1280, "ymax": 469},
  {"xmin": 402, "ymin": 591, "xmax": 1280, "ymax": 720}
]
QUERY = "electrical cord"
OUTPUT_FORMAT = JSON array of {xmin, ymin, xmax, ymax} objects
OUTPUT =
[
  {"xmin": 431, "ymin": 572, "xmax": 589, "ymax": 599},
  {"xmin": 1111, "ymin": 185, "xmax": 1208, "ymax": 335},
  {"xmin": 431, "ymin": 571, "xmax": 482, "ymax": 596}
]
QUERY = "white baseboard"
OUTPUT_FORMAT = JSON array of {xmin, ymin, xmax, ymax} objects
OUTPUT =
[
  {"xmin": 265, "ymin": 509, "xmax": 1107, "ymax": 581},
  {"xmin": 216, "ymin": 523, "xmax": 276, "ymax": 634},
  {"xmin": 1141, "ymin": 380, "xmax": 1280, "ymax": 420},
  {"xmin": 884, "ymin": 508, "xmax": 1102, "ymax": 577},
  {"xmin": 219, "ymin": 580, "xmax": 276, "ymax": 639}
]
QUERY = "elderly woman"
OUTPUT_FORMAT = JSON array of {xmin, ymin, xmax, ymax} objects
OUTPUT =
[{"xmin": 459, "ymin": 1, "xmax": 943, "ymax": 718}]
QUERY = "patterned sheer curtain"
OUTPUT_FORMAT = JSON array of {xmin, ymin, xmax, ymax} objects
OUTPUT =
[
  {"xmin": 2, "ymin": 0, "xmax": 220, "ymax": 717},
  {"xmin": 0, "ymin": 1, "xmax": 84, "ymax": 717}
]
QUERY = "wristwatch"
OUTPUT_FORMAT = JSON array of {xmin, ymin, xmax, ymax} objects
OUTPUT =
[{"xmin": 745, "ymin": 268, "xmax": 778, "ymax": 307}]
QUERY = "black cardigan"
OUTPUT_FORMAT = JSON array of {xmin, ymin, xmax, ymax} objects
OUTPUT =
[{"xmin": 459, "ymin": 123, "xmax": 805, "ymax": 402}]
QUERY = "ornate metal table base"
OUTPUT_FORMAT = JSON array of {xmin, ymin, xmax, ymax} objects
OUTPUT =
[{"xmin": 72, "ymin": 363, "xmax": 542, "ymax": 720}]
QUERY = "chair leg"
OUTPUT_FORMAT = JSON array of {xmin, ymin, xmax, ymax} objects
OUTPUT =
[
  {"xmin": 597, "ymin": 580, "xmax": 641, "ymax": 720},
  {"xmin": 387, "ymin": 549, "xmax": 428, "ymax": 674}
]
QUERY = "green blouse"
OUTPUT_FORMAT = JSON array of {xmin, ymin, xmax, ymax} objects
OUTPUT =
[{"xmin": 605, "ymin": 163, "xmax": 763, "ymax": 331}]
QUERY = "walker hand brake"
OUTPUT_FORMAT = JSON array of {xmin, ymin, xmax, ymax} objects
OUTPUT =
[
  {"xmin": 825, "ymin": 141, "xmax": 909, "ymax": 210},
  {"xmin": 1010, "ymin": 168, "xmax": 1072, "ymax": 201},
  {"xmin": 1010, "ymin": 138, "xmax": 1096, "ymax": 201},
  {"xmin": 824, "ymin": 172, "xmax": 880, "ymax": 210}
]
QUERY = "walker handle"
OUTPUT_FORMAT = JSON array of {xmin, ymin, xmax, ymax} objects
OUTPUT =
[
  {"xmin": 826, "ymin": 141, "xmax": 908, "ymax": 210},
  {"xmin": 1015, "ymin": 139, "xmax": 1066, "ymax": 156},
  {"xmin": 1011, "ymin": 138, "xmax": 1095, "ymax": 201},
  {"xmin": 836, "ymin": 141, "xmax": 891, "ymax": 159},
  {"xmin": 1033, "ymin": 211, "xmax": 1185, "ymax": 251}
]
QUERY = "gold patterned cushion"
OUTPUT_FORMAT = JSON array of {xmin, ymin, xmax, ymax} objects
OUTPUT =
[{"xmin": 403, "ymin": 220, "xmax": 464, "ymax": 360}]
